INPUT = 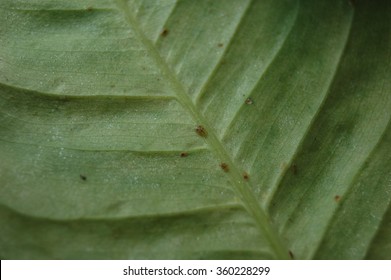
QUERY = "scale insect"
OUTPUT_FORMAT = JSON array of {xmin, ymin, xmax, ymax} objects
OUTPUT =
[
  {"xmin": 220, "ymin": 163, "xmax": 229, "ymax": 172},
  {"xmin": 245, "ymin": 97, "xmax": 253, "ymax": 105},
  {"xmin": 195, "ymin": 125, "xmax": 208, "ymax": 138},
  {"xmin": 243, "ymin": 172, "xmax": 249, "ymax": 180},
  {"xmin": 161, "ymin": 28, "xmax": 169, "ymax": 37}
]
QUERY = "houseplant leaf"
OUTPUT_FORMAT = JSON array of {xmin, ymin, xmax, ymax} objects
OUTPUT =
[{"xmin": 0, "ymin": 0, "xmax": 390, "ymax": 259}]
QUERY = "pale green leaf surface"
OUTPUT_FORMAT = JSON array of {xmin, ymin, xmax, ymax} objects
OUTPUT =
[{"xmin": 0, "ymin": 0, "xmax": 390, "ymax": 259}]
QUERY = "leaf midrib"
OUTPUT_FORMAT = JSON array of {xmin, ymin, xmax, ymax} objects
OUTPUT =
[{"xmin": 114, "ymin": 0, "xmax": 289, "ymax": 259}]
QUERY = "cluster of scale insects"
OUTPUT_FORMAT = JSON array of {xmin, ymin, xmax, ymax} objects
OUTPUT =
[{"xmin": 179, "ymin": 124, "xmax": 251, "ymax": 181}]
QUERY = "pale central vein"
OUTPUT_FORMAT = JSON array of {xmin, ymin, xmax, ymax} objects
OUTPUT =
[{"xmin": 114, "ymin": 0, "xmax": 289, "ymax": 259}]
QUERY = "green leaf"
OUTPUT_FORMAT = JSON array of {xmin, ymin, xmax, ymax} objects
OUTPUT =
[{"xmin": 0, "ymin": 0, "xmax": 390, "ymax": 259}]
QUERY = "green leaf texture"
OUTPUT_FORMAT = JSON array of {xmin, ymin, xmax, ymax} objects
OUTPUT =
[{"xmin": 0, "ymin": 0, "xmax": 390, "ymax": 259}]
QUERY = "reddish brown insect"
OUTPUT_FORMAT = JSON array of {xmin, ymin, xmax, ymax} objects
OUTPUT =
[
  {"xmin": 334, "ymin": 195, "xmax": 341, "ymax": 202},
  {"xmin": 195, "ymin": 125, "xmax": 208, "ymax": 137},
  {"xmin": 243, "ymin": 172, "xmax": 249, "ymax": 180},
  {"xmin": 180, "ymin": 152, "xmax": 188, "ymax": 157},
  {"xmin": 161, "ymin": 28, "xmax": 169, "ymax": 37},
  {"xmin": 245, "ymin": 97, "xmax": 253, "ymax": 105},
  {"xmin": 220, "ymin": 163, "xmax": 229, "ymax": 172}
]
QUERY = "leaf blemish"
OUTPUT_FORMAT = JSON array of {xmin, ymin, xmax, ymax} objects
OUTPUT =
[
  {"xmin": 80, "ymin": 174, "xmax": 87, "ymax": 181},
  {"xmin": 180, "ymin": 152, "xmax": 188, "ymax": 157},
  {"xmin": 220, "ymin": 163, "xmax": 229, "ymax": 172},
  {"xmin": 217, "ymin": 43, "xmax": 224, "ymax": 48},
  {"xmin": 334, "ymin": 195, "xmax": 341, "ymax": 202},
  {"xmin": 195, "ymin": 125, "xmax": 208, "ymax": 137},
  {"xmin": 161, "ymin": 28, "xmax": 169, "ymax": 37}
]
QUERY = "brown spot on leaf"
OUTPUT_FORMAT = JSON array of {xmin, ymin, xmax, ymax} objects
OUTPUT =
[
  {"xmin": 195, "ymin": 125, "xmax": 208, "ymax": 137},
  {"xmin": 220, "ymin": 163, "xmax": 229, "ymax": 172},
  {"xmin": 161, "ymin": 28, "xmax": 169, "ymax": 37},
  {"xmin": 334, "ymin": 195, "xmax": 341, "ymax": 202},
  {"xmin": 245, "ymin": 97, "xmax": 253, "ymax": 105},
  {"xmin": 80, "ymin": 174, "xmax": 87, "ymax": 181},
  {"xmin": 217, "ymin": 43, "xmax": 224, "ymax": 48},
  {"xmin": 180, "ymin": 152, "xmax": 188, "ymax": 157},
  {"xmin": 243, "ymin": 172, "xmax": 249, "ymax": 180}
]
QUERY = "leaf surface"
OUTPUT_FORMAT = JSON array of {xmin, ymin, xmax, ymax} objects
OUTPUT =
[{"xmin": 0, "ymin": 0, "xmax": 390, "ymax": 259}]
